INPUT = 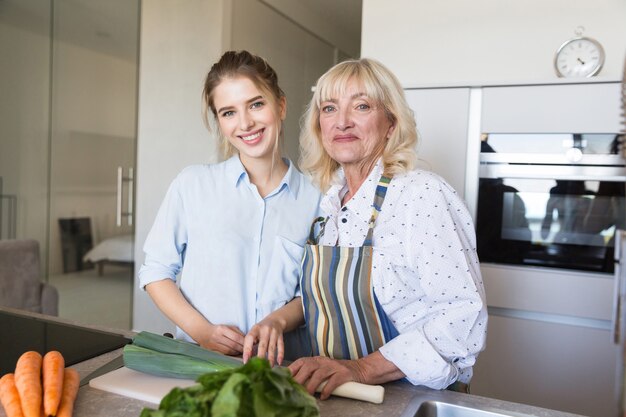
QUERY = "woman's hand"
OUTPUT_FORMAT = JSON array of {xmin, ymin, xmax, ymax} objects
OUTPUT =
[
  {"xmin": 288, "ymin": 352, "xmax": 405, "ymax": 399},
  {"xmin": 243, "ymin": 298, "xmax": 305, "ymax": 366},
  {"xmin": 146, "ymin": 280, "xmax": 244, "ymax": 356},
  {"xmin": 197, "ymin": 324, "xmax": 245, "ymax": 356},
  {"xmin": 288, "ymin": 356, "xmax": 364, "ymax": 400},
  {"xmin": 243, "ymin": 317, "xmax": 286, "ymax": 367}
]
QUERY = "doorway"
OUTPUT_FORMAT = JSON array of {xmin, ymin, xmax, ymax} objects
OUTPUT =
[{"xmin": 0, "ymin": 0, "xmax": 139, "ymax": 329}]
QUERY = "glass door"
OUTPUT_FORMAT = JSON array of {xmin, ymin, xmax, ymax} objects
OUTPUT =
[
  {"xmin": 0, "ymin": 0, "xmax": 139, "ymax": 330},
  {"xmin": 0, "ymin": 0, "xmax": 51, "ymax": 251},
  {"xmin": 47, "ymin": 0, "xmax": 139, "ymax": 330}
]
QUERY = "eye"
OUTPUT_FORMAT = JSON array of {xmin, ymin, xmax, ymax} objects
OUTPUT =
[
  {"xmin": 221, "ymin": 110, "xmax": 235, "ymax": 118},
  {"xmin": 321, "ymin": 104, "xmax": 336, "ymax": 113},
  {"xmin": 355, "ymin": 103, "xmax": 370, "ymax": 111},
  {"xmin": 250, "ymin": 100, "xmax": 265, "ymax": 109}
]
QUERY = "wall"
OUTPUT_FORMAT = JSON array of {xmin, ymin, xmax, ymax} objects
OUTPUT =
[
  {"xmin": 259, "ymin": 0, "xmax": 360, "ymax": 58},
  {"xmin": 229, "ymin": 0, "xmax": 336, "ymax": 163},
  {"xmin": 362, "ymin": 0, "xmax": 626, "ymax": 86},
  {"xmin": 132, "ymin": 0, "xmax": 225, "ymax": 334}
]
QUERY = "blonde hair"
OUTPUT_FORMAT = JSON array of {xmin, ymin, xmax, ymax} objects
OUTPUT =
[
  {"xmin": 202, "ymin": 50, "xmax": 285, "ymax": 159},
  {"xmin": 299, "ymin": 58, "xmax": 418, "ymax": 191}
]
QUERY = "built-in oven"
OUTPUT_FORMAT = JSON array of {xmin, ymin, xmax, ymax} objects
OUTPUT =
[{"xmin": 476, "ymin": 133, "xmax": 626, "ymax": 273}]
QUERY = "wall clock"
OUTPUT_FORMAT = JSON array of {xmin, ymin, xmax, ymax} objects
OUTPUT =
[{"xmin": 554, "ymin": 27, "xmax": 605, "ymax": 78}]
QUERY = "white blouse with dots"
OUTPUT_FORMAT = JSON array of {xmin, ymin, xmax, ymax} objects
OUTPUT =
[{"xmin": 317, "ymin": 159, "xmax": 488, "ymax": 389}]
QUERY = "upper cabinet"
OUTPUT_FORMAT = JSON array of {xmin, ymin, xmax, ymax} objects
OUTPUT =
[
  {"xmin": 481, "ymin": 82, "xmax": 622, "ymax": 133},
  {"xmin": 405, "ymin": 88, "xmax": 472, "ymax": 198}
]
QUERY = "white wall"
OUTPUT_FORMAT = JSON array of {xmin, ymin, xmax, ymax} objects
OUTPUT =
[
  {"xmin": 259, "ymin": 0, "xmax": 359, "ymax": 58},
  {"xmin": 230, "ymin": 0, "xmax": 336, "ymax": 164},
  {"xmin": 132, "ymin": 0, "xmax": 225, "ymax": 334},
  {"xmin": 362, "ymin": 0, "xmax": 626, "ymax": 86}
]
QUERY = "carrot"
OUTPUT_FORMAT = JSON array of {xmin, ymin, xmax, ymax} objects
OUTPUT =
[
  {"xmin": 14, "ymin": 351, "xmax": 42, "ymax": 417},
  {"xmin": 0, "ymin": 373, "xmax": 25, "ymax": 417},
  {"xmin": 55, "ymin": 369, "xmax": 79, "ymax": 417},
  {"xmin": 42, "ymin": 351, "xmax": 64, "ymax": 417}
]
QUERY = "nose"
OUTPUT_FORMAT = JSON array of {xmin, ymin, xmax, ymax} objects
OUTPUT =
[
  {"xmin": 239, "ymin": 111, "xmax": 254, "ymax": 130},
  {"xmin": 336, "ymin": 107, "xmax": 353, "ymax": 130}
]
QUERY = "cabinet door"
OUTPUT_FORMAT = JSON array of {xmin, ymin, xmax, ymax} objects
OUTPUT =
[
  {"xmin": 405, "ymin": 88, "xmax": 471, "ymax": 198},
  {"xmin": 482, "ymin": 82, "xmax": 622, "ymax": 133},
  {"xmin": 472, "ymin": 314, "xmax": 620, "ymax": 417}
]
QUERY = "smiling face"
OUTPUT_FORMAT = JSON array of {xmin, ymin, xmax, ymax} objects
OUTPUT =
[
  {"xmin": 318, "ymin": 78, "xmax": 394, "ymax": 174},
  {"xmin": 212, "ymin": 76, "xmax": 286, "ymax": 165}
]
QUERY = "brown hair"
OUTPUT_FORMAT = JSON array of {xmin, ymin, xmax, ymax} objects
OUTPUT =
[{"xmin": 202, "ymin": 50, "xmax": 286, "ymax": 159}]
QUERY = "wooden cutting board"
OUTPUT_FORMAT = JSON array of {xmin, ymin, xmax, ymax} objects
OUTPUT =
[{"xmin": 89, "ymin": 367, "xmax": 197, "ymax": 404}]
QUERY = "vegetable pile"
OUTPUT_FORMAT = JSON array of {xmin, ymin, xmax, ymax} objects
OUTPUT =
[
  {"xmin": 0, "ymin": 350, "xmax": 79, "ymax": 417},
  {"xmin": 140, "ymin": 357, "xmax": 319, "ymax": 417},
  {"xmin": 124, "ymin": 332, "xmax": 319, "ymax": 417}
]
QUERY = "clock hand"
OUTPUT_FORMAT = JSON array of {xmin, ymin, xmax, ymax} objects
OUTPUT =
[{"xmin": 577, "ymin": 57, "xmax": 585, "ymax": 65}]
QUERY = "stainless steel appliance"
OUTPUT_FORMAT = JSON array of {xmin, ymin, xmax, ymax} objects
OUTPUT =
[
  {"xmin": 615, "ymin": 230, "xmax": 626, "ymax": 417},
  {"xmin": 476, "ymin": 133, "xmax": 626, "ymax": 273}
]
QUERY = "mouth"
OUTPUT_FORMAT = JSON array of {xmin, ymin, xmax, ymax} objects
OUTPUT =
[
  {"xmin": 333, "ymin": 134, "xmax": 358, "ymax": 143},
  {"xmin": 239, "ymin": 129, "xmax": 264, "ymax": 145}
]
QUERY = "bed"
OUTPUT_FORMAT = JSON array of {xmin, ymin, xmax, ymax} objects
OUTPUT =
[{"xmin": 82, "ymin": 234, "xmax": 134, "ymax": 275}]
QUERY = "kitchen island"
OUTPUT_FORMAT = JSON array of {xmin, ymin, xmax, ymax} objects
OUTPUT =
[{"xmin": 0, "ymin": 307, "xmax": 585, "ymax": 417}]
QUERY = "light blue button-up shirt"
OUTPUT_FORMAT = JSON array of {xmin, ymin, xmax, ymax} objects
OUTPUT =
[{"xmin": 139, "ymin": 156, "xmax": 321, "ymax": 342}]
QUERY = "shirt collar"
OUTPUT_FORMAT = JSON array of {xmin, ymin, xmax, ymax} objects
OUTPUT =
[
  {"xmin": 321, "ymin": 158, "xmax": 384, "ymax": 222},
  {"xmin": 225, "ymin": 155, "xmax": 300, "ymax": 198}
]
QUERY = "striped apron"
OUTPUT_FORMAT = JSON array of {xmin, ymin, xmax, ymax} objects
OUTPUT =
[{"xmin": 300, "ymin": 175, "xmax": 399, "ymax": 360}]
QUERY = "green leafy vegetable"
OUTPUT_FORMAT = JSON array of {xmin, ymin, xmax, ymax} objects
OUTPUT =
[{"xmin": 140, "ymin": 357, "xmax": 319, "ymax": 417}]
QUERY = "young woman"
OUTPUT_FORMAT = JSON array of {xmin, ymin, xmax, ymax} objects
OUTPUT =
[{"xmin": 138, "ymin": 51, "xmax": 320, "ymax": 364}]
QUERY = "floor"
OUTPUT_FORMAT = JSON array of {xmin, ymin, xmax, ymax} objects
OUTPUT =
[{"xmin": 48, "ymin": 264, "xmax": 134, "ymax": 330}]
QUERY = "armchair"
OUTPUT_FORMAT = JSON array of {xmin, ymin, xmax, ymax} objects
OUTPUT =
[{"xmin": 0, "ymin": 239, "xmax": 59, "ymax": 315}]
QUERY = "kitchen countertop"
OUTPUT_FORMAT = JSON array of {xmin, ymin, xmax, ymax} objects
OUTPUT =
[{"xmin": 0, "ymin": 307, "xmax": 586, "ymax": 417}]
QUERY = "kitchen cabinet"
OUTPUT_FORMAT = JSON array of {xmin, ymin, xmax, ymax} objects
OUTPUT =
[
  {"xmin": 472, "ymin": 308, "xmax": 620, "ymax": 417},
  {"xmin": 406, "ymin": 80, "xmax": 623, "ymax": 416},
  {"xmin": 404, "ymin": 87, "xmax": 472, "ymax": 199},
  {"xmin": 481, "ymin": 82, "xmax": 622, "ymax": 133}
]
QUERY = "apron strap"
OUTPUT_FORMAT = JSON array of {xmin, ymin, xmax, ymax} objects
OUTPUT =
[
  {"xmin": 307, "ymin": 216, "xmax": 327, "ymax": 245},
  {"xmin": 364, "ymin": 175, "xmax": 392, "ymax": 246}
]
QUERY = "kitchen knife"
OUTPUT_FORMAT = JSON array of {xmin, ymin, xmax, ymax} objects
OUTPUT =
[{"xmin": 79, "ymin": 354, "xmax": 125, "ymax": 387}]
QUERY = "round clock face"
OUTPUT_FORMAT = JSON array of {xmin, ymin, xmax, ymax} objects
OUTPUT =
[{"xmin": 554, "ymin": 37, "xmax": 605, "ymax": 78}]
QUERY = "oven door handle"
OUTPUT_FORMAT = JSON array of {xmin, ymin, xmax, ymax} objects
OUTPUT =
[
  {"xmin": 614, "ymin": 230, "xmax": 626, "ymax": 345},
  {"xmin": 480, "ymin": 164, "xmax": 626, "ymax": 181}
]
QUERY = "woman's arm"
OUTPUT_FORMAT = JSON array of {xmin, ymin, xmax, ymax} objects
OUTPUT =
[
  {"xmin": 288, "ymin": 351, "xmax": 404, "ymax": 400},
  {"xmin": 242, "ymin": 297, "xmax": 304, "ymax": 366},
  {"xmin": 146, "ymin": 279, "xmax": 244, "ymax": 355}
]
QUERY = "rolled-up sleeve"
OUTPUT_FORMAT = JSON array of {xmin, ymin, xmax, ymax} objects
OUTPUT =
[
  {"xmin": 138, "ymin": 176, "xmax": 188, "ymax": 289},
  {"xmin": 375, "ymin": 173, "xmax": 487, "ymax": 388}
]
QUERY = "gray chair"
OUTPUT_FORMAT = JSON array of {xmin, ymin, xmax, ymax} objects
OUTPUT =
[{"xmin": 0, "ymin": 239, "xmax": 59, "ymax": 315}]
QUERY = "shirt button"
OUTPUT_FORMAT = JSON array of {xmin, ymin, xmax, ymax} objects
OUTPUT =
[
  {"xmin": 341, "ymin": 207, "xmax": 347, "ymax": 212},
  {"xmin": 341, "ymin": 218, "xmax": 347, "ymax": 223}
]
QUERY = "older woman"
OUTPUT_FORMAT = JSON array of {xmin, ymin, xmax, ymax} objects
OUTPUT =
[{"xmin": 244, "ymin": 58, "xmax": 487, "ymax": 398}]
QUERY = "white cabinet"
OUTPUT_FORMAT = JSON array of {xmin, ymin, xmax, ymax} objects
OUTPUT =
[
  {"xmin": 471, "ymin": 80, "xmax": 623, "ymax": 417},
  {"xmin": 404, "ymin": 88, "xmax": 472, "ymax": 198},
  {"xmin": 472, "ymin": 314, "xmax": 620, "ymax": 417},
  {"xmin": 481, "ymin": 82, "xmax": 622, "ymax": 133},
  {"xmin": 405, "ymin": 80, "xmax": 625, "ymax": 417}
]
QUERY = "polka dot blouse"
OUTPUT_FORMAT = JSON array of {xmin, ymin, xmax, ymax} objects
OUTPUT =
[{"xmin": 317, "ymin": 159, "xmax": 488, "ymax": 389}]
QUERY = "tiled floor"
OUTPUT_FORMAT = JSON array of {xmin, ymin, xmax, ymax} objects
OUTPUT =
[{"xmin": 48, "ymin": 264, "xmax": 134, "ymax": 330}]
